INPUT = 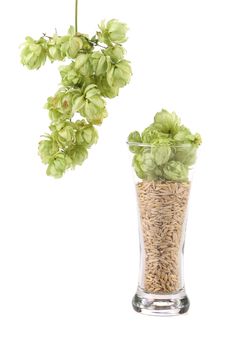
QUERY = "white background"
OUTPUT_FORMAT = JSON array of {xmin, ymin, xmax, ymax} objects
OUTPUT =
[{"xmin": 0, "ymin": 0, "xmax": 232, "ymax": 349}]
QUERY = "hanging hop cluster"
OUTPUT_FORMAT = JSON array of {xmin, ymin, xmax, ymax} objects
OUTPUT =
[
  {"xmin": 128, "ymin": 109, "xmax": 202, "ymax": 182},
  {"xmin": 20, "ymin": 20, "xmax": 132, "ymax": 178}
]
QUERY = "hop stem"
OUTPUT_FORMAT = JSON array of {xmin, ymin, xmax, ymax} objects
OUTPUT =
[{"xmin": 75, "ymin": 0, "xmax": 78, "ymax": 33}]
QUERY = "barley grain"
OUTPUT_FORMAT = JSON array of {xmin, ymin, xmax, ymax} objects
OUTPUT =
[{"xmin": 136, "ymin": 180, "xmax": 190, "ymax": 294}]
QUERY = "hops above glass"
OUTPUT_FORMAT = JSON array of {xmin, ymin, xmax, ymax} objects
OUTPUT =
[
  {"xmin": 20, "ymin": 20, "xmax": 132, "ymax": 178},
  {"xmin": 128, "ymin": 109, "xmax": 202, "ymax": 182}
]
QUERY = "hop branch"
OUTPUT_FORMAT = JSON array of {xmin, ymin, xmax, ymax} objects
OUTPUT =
[{"xmin": 20, "ymin": 19, "xmax": 132, "ymax": 178}]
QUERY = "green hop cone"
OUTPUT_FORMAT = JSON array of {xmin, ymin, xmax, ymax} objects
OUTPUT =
[
  {"xmin": 140, "ymin": 149, "xmax": 163, "ymax": 180},
  {"xmin": 133, "ymin": 151, "xmax": 162, "ymax": 180},
  {"xmin": 55, "ymin": 123, "xmax": 76, "ymax": 147},
  {"xmin": 140, "ymin": 149, "xmax": 156, "ymax": 173},
  {"xmin": 75, "ymin": 53, "xmax": 93, "ymax": 76},
  {"xmin": 98, "ymin": 19, "xmax": 128, "ymax": 45},
  {"xmin": 47, "ymin": 44, "xmax": 63, "ymax": 61},
  {"xmin": 107, "ymin": 19, "xmax": 128, "ymax": 43},
  {"xmin": 58, "ymin": 92, "xmax": 74, "ymax": 115},
  {"xmin": 40, "ymin": 120, "xmax": 94, "ymax": 177},
  {"xmin": 38, "ymin": 137, "xmax": 59, "ymax": 164},
  {"xmin": 106, "ymin": 59, "xmax": 132, "ymax": 88},
  {"xmin": 174, "ymin": 144, "xmax": 197, "ymax": 166},
  {"xmin": 152, "ymin": 144, "xmax": 171, "ymax": 166},
  {"xmin": 128, "ymin": 131, "xmax": 142, "ymax": 153},
  {"xmin": 59, "ymin": 62, "xmax": 82, "ymax": 87},
  {"xmin": 154, "ymin": 109, "xmax": 180, "ymax": 135},
  {"xmin": 46, "ymin": 153, "xmax": 72, "ymax": 178},
  {"xmin": 59, "ymin": 35, "xmax": 70, "ymax": 56},
  {"xmin": 67, "ymin": 26, "xmax": 93, "ymax": 50},
  {"xmin": 96, "ymin": 76, "xmax": 120, "ymax": 98},
  {"xmin": 68, "ymin": 36, "xmax": 84, "ymax": 58},
  {"xmin": 47, "ymin": 35, "xmax": 66, "ymax": 62},
  {"xmin": 142, "ymin": 124, "xmax": 166, "ymax": 144},
  {"xmin": 91, "ymin": 52, "xmax": 108, "ymax": 76},
  {"xmin": 163, "ymin": 160, "xmax": 188, "ymax": 182},
  {"xmin": 96, "ymin": 58, "xmax": 132, "ymax": 98},
  {"xmin": 75, "ymin": 121, "xmax": 98, "ymax": 147},
  {"xmin": 104, "ymin": 45, "xmax": 125, "ymax": 63},
  {"xmin": 74, "ymin": 85, "xmax": 107, "ymax": 125},
  {"xmin": 21, "ymin": 36, "xmax": 47, "ymax": 70},
  {"xmin": 132, "ymin": 153, "xmax": 145, "ymax": 179},
  {"xmin": 69, "ymin": 145, "xmax": 88, "ymax": 166},
  {"xmin": 58, "ymin": 28, "xmax": 87, "ymax": 59},
  {"xmin": 174, "ymin": 128, "xmax": 202, "ymax": 146},
  {"xmin": 45, "ymin": 89, "xmax": 76, "ymax": 121}
]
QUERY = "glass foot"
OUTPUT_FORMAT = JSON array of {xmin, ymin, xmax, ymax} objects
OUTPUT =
[{"xmin": 132, "ymin": 289, "xmax": 190, "ymax": 316}]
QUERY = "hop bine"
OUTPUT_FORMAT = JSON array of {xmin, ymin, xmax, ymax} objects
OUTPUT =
[{"xmin": 20, "ymin": 19, "xmax": 132, "ymax": 178}]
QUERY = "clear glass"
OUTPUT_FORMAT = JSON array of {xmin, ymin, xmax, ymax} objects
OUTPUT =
[{"xmin": 129, "ymin": 143, "xmax": 196, "ymax": 316}]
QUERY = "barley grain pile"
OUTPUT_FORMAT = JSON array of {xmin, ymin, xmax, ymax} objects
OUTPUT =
[{"xmin": 136, "ymin": 181, "xmax": 190, "ymax": 294}]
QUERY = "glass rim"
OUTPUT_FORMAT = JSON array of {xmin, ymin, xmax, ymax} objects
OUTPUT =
[{"xmin": 127, "ymin": 141, "xmax": 198, "ymax": 149}]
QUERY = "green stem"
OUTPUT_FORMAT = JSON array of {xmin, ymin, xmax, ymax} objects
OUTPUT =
[{"xmin": 75, "ymin": 0, "xmax": 78, "ymax": 33}]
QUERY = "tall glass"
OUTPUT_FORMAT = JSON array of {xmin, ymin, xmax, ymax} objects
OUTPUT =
[{"xmin": 129, "ymin": 142, "xmax": 196, "ymax": 316}]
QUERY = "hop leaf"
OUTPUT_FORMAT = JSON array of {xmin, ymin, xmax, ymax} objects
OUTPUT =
[{"xmin": 20, "ymin": 36, "xmax": 47, "ymax": 70}]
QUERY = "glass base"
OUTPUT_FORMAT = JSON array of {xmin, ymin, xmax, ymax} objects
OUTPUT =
[{"xmin": 132, "ymin": 288, "xmax": 190, "ymax": 316}]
